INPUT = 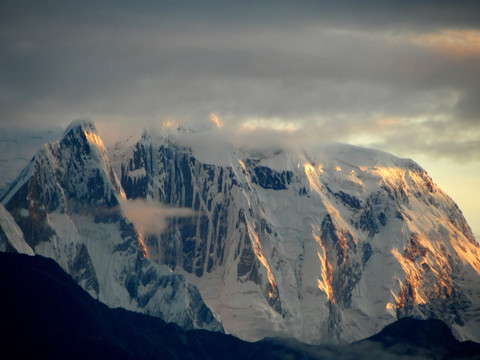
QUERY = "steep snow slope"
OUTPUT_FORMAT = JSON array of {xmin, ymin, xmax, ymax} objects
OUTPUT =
[
  {"xmin": 0, "ymin": 203, "xmax": 34, "ymax": 255},
  {"xmin": 0, "ymin": 120, "xmax": 221, "ymax": 332},
  {"xmin": 110, "ymin": 126, "xmax": 480, "ymax": 344}
]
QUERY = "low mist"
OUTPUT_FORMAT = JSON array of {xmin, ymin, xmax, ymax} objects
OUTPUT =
[{"xmin": 120, "ymin": 198, "xmax": 196, "ymax": 237}]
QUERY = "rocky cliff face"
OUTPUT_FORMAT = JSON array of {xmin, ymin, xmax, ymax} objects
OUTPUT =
[
  {"xmin": 110, "ymin": 126, "xmax": 480, "ymax": 344},
  {"xmin": 0, "ymin": 120, "xmax": 222, "ymax": 332}
]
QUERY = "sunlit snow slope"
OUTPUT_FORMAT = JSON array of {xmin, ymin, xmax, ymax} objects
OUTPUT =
[
  {"xmin": 0, "ymin": 120, "xmax": 222, "ymax": 332},
  {"xmin": 110, "ymin": 125, "xmax": 480, "ymax": 344}
]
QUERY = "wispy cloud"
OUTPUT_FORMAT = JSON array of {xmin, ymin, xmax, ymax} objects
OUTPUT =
[
  {"xmin": 120, "ymin": 198, "xmax": 195, "ymax": 237},
  {"xmin": 406, "ymin": 29, "xmax": 480, "ymax": 58}
]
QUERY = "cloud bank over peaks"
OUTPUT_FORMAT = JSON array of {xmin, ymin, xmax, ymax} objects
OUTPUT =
[{"xmin": 2, "ymin": 1, "xmax": 479, "ymax": 162}]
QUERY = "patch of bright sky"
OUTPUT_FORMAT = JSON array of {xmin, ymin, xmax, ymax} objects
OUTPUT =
[
  {"xmin": 415, "ymin": 155, "xmax": 480, "ymax": 241},
  {"xmin": 347, "ymin": 128, "xmax": 479, "ymax": 241}
]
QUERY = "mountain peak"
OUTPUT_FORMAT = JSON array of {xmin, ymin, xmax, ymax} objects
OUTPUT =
[
  {"xmin": 64, "ymin": 119, "xmax": 98, "ymax": 136},
  {"xmin": 61, "ymin": 118, "xmax": 110, "ymax": 165}
]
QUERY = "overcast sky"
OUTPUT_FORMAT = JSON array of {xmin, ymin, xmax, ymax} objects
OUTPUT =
[{"xmin": 1, "ymin": 0, "xmax": 479, "ymax": 236}]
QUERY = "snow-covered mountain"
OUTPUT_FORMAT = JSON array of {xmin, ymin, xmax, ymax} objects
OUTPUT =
[
  {"xmin": 0, "ymin": 120, "xmax": 222, "ymax": 332},
  {"xmin": 2, "ymin": 119, "xmax": 480, "ymax": 345},
  {"xmin": 109, "ymin": 124, "xmax": 480, "ymax": 344}
]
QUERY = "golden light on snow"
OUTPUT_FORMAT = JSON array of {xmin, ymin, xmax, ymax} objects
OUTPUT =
[
  {"xmin": 386, "ymin": 302, "xmax": 395, "ymax": 310},
  {"xmin": 164, "ymin": 120, "xmax": 174, "ymax": 127},
  {"xmin": 247, "ymin": 225, "xmax": 278, "ymax": 298},
  {"xmin": 392, "ymin": 248, "xmax": 428, "ymax": 306},
  {"xmin": 137, "ymin": 232, "xmax": 149, "ymax": 259},
  {"xmin": 314, "ymin": 236, "xmax": 335, "ymax": 303},
  {"xmin": 161, "ymin": 117, "xmax": 184, "ymax": 129},
  {"xmin": 370, "ymin": 166, "xmax": 407, "ymax": 185},
  {"xmin": 209, "ymin": 112, "xmax": 224, "ymax": 128},
  {"xmin": 303, "ymin": 163, "xmax": 343, "ymax": 218},
  {"xmin": 304, "ymin": 163, "xmax": 323, "ymax": 175},
  {"xmin": 84, "ymin": 130, "xmax": 106, "ymax": 150},
  {"xmin": 303, "ymin": 163, "xmax": 315, "ymax": 174},
  {"xmin": 449, "ymin": 231, "xmax": 480, "ymax": 274},
  {"xmin": 303, "ymin": 163, "xmax": 323, "ymax": 196}
]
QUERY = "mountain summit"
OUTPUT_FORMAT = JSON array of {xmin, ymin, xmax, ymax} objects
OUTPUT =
[
  {"xmin": 0, "ymin": 120, "xmax": 222, "ymax": 332},
  {"xmin": 2, "ymin": 120, "xmax": 480, "ymax": 344}
]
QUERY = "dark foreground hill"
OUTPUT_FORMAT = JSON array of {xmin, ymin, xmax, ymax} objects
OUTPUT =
[
  {"xmin": 1, "ymin": 252, "xmax": 479, "ymax": 360},
  {"xmin": 362, "ymin": 317, "xmax": 480, "ymax": 359}
]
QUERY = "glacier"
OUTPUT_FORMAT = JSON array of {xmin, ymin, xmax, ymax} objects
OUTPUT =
[{"xmin": 2, "ymin": 119, "xmax": 480, "ymax": 345}]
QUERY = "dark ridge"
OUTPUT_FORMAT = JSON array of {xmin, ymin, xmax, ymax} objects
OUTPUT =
[
  {"xmin": 364, "ymin": 317, "xmax": 480, "ymax": 359},
  {"xmin": 1, "ymin": 252, "xmax": 479, "ymax": 360},
  {"xmin": 0, "ymin": 252, "xmax": 312, "ymax": 360}
]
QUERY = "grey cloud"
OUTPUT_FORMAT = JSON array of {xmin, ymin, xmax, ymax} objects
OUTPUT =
[
  {"xmin": 455, "ymin": 87, "xmax": 480, "ymax": 124},
  {"xmin": 359, "ymin": 117, "xmax": 480, "ymax": 161},
  {"xmin": 3, "ymin": 1, "xmax": 479, "ymax": 31},
  {"xmin": 1, "ymin": 0, "xmax": 479, "ymax": 162}
]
